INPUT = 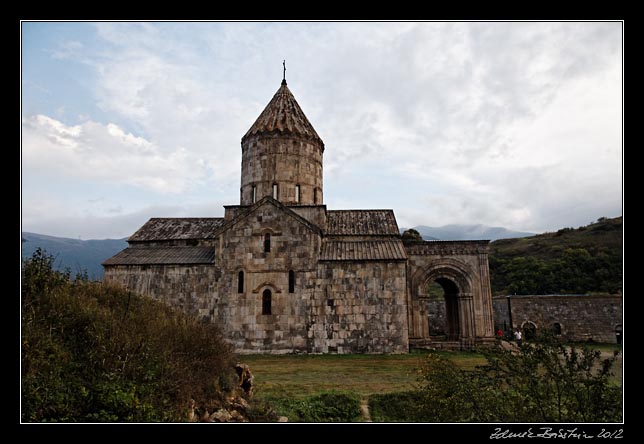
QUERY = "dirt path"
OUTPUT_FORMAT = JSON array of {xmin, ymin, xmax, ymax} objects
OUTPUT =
[{"xmin": 360, "ymin": 398, "xmax": 372, "ymax": 422}]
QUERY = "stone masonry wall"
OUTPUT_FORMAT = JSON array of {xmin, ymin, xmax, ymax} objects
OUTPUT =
[
  {"xmin": 104, "ymin": 201, "xmax": 412, "ymax": 354},
  {"xmin": 493, "ymin": 295, "xmax": 623, "ymax": 343},
  {"xmin": 103, "ymin": 264, "xmax": 219, "ymax": 320},
  {"xmin": 214, "ymin": 200, "xmax": 320, "ymax": 354},
  {"xmin": 240, "ymin": 135, "xmax": 323, "ymax": 206},
  {"xmin": 426, "ymin": 300, "xmax": 447, "ymax": 336},
  {"xmin": 492, "ymin": 296, "xmax": 511, "ymax": 331},
  {"xmin": 312, "ymin": 261, "xmax": 409, "ymax": 353}
]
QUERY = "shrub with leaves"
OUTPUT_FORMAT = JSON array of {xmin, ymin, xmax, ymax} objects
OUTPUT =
[
  {"xmin": 22, "ymin": 249, "xmax": 237, "ymax": 422},
  {"xmin": 265, "ymin": 391, "xmax": 362, "ymax": 422},
  {"xmin": 412, "ymin": 334, "xmax": 622, "ymax": 422}
]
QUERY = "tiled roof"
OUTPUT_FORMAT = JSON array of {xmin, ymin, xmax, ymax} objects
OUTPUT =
[
  {"xmin": 128, "ymin": 218, "xmax": 224, "ymax": 242},
  {"xmin": 102, "ymin": 247, "xmax": 215, "ymax": 266},
  {"xmin": 326, "ymin": 210, "xmax": 400, "ymax": 236},
  {"xmin": 319, "ymin": 239, "xmax": 407, "ymax": 261},
  {"xmin": 242, "ymin": 81, "xmax": 323, "ymax": 145}
]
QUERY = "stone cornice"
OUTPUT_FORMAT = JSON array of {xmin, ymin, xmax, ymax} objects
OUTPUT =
[{"xmin": 403, "ymin": 240, "xmax": 490, "ymax": 256}]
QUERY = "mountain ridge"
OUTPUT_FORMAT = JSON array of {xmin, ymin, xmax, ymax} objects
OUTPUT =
[
  {"xmin": 401, "ymin": 224, "xmax": 535, "ymax": 241},
  {"xmin": 21, "ymin": 232, "xmax": 128, "ymax": 280}
]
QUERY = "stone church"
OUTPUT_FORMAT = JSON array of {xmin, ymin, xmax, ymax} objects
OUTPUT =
[{"xmin": 103, "ymin": 76, "xmax": 495, "ymax": 354}]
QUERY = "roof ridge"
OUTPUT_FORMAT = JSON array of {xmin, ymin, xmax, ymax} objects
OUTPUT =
[
  {"xmin": 119, "ymin": 245, "xmax": 214, "ymax": 249},
  {"xmin": 328, "ymin": 209, "xmax": 394, "ymax": 212},
  {"xmin": 325, "ymin": 209, "xmax": 400, "ymax": 236},
  {"xmin": 128, "ymin": 218, "xmax": 226, "ymax": 242},
  {"xmin": 148, "ymin": 217, "xmax": 224, "ymax": 220}
]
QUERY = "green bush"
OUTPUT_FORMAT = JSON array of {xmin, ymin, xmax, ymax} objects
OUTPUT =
[
  {"xmin": 267, "ymin": 391, "xmax": 362, "ymax": 422},
  {"xmin": 369, "ymin": 391, "xmax": 426, "ymax": 422},
  {"xmin": 22, "ymin": 249, "xmax": 237, "ymax": 422},
  {"xmin": 412, "ymin": 333, "xmax": 622, "ymax": 422},
  {"xmin": 244, "ymin": 398, "xmax": 280, "ymax": 422}
]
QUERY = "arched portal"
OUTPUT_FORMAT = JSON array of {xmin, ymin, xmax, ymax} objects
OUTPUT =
[
  {"xmin": 409, "ymin": 259, "xmax": 477, "ymax": 348},
  {"xmin": 522, "ymin": 321, "xmax": 537, "ymax": 340}
]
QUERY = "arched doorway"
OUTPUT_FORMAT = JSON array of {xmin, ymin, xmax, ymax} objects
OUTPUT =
[
  {"xmin": 425, "ymin": 278, "xmax": 461, "ymax": 341},
  {"xmin": 522, "ymin": 321, "xmax": 537, "ymax": 340},
  {"xmin": 409, "ymin": 260, "xmax": 476, "ymax": 348}
]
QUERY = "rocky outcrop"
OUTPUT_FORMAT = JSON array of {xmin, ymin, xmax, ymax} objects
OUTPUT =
[
  {"xmin": 234, "ymin": 363, "xmax": 254, "ymax": 396},
  {"xmin": 187, "ymin": 363, "xmax": 277, "ymax": 423}
]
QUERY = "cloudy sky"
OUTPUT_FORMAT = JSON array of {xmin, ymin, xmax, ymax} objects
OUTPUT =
[{"xmin": 21, "ymin": 21, "xmax": 622, "ymax": 240}]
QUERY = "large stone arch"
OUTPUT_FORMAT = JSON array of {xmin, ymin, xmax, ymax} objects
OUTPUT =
[
  {"xmin": 405, "ymin": 241, "xmax": 496, "ymax": 350},
  {"xmin": 410, "ymin": 258, "xmax": 475, "ymax": 298},
  {"xmin": 408, "ymin": 258, "xmax": 477, "ymax": 347}
]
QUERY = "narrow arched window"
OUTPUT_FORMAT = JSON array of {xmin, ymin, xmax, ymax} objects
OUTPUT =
[
  {"xmin": 313, "ymin": 188, "xmax": 318, "ymax": 204},
  {"xmin": 264, "ymin": 233, "xmax": 271, "ymax": 253},
  {"xmin": 237, "ymin": 270, "xmax": 244, "ymax": 293},
  {"xmin": 252, "ymin": 185, "xmax": 257, "ymax": 203},
  {"xmin": 262, "ymin": 289, "xmax": 272, "ymax": 315},
  {"xmin": 288, "ymin": 270, "xmax": 295, "ymax": 293},
  {"xmin": 552, "ymin": 322, "xmax": 562, "ymax": 335},
  {"xmin": 272, "ymin": 183, "xmax": 278, "ymax": 199},
  {"xmin": 295, "ymin": 185, "xmax": 301, "ymax": 203}
]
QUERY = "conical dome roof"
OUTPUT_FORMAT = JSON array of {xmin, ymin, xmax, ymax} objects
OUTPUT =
[{"xmin": 242, "ymin": 80, "xmax": 323, "ymax": 146}]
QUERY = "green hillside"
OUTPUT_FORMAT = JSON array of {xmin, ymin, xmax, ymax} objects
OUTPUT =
[{"xmin": 489, "ymin": 216, "xmax": 622, "ymax": 296}]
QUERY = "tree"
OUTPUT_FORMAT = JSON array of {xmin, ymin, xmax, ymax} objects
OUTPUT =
[{"xmin": 402, "ymin": 229, "xmax": 423, "ymax": 242}]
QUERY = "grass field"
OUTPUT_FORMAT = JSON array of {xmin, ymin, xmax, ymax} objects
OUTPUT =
[
  {"xmin": 243, "ymin": 350, "xmax": 485, "ymax": 400},
  {"xmin": 242, "ymin": 344, "xmax": 622, "ymax": 406}
]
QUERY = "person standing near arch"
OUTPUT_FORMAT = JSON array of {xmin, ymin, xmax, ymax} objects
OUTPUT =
[{"xmin": 514, "ymin": 328, "xmax": 522, "ymax": 347}]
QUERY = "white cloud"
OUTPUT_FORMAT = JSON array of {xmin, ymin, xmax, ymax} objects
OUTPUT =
[
  {"xmin": 22, "ymin": 115, "xmax": 198, "ymax": 194},
  {"xmin": 22, "ymin": 197, "xmax": 227, "ymax": 240},
  {"xmin": 50, "ymin": 40, "xmax": 84, "ymax": 60},
  {"xmin": 21, "ymin": 22, "xmax": 622, "ymax": 238}
]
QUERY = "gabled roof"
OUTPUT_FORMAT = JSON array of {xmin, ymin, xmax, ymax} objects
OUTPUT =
[
  {"xmin": 326, "ymin": 210, "xmax": 400, "ymax": 236},
  {"xmin": 241, "ymin": 80, "xmax": 323, "ymax": 146},
  {"xmin": 102, "ymin": 247, "xmax": 215, "ymax": 266},
  {"xmin": 213, "ymin": 196, "xmax": 323, "ymax": 237},
  {"xmin": 128, "ymin": 218, "xmax": 225, "ymax": 242},
  {"xmin": 320, "ymin": 239, "xmax": 407, "ymax": 261}
]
